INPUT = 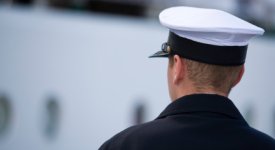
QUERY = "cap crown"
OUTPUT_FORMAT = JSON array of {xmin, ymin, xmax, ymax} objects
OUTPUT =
[{"xmin": 159, "ymin": 6, "xmax": 264, "ymax": 46}]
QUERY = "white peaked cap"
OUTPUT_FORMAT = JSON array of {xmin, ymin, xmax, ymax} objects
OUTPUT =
[{"xmin": 159, "ymin": 6, "xmax": 265, "ymax": 46}]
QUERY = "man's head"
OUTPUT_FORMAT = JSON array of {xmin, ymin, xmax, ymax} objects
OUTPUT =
[
  {"xmin": 167, "ymin": 55, "xmax": 244, "ymax": 100},
  {"xmin": 149, "ymin": 6, "xmax": 264, "ymax": 101}
]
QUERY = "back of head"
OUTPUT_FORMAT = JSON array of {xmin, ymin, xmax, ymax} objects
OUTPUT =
[
  {"xmin": 184, "ymin": 59, "xmax": 243, "ymax": 94},
  {"xmin": 150, "ymin": 6, "xmax": 264, "ymax": 97}
]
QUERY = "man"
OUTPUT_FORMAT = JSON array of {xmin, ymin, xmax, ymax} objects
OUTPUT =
[{"xmin": 99, "ymin": 6, "xmax": 275, "ymax": 150}]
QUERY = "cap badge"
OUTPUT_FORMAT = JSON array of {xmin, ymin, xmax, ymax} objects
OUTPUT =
[{"xmin": 162, "ymin": 43, "xmax": 171, "ymax": 54}]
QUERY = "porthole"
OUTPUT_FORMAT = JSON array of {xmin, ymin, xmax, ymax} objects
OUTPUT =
[
  {"xmin": 244, "ymin": 104, "xmax": 254, "ymax": 127},
  {"xmin": 42, "ymin": 96, "xmax": 60, "ymax": 139},
  {"xmin": 132, "ymin": 99, "xmax": 146, "ymax": 125},
  {"xmin": 0, "ymin": 95, "xmax": 11, "ymax": 138}
]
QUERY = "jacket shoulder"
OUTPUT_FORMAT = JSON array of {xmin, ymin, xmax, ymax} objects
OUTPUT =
[
  {"xmin": 244, "ymin": 127, "xmax": 275, "ymax": 149},
  {"xmin": 99, "ymin": 120, "xmax": 164, "ymax": 150}
]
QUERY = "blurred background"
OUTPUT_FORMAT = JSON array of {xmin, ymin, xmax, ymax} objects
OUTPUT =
[{"xmin": 0, "ymin": 0, "xmax": 275, "ymax": 150}]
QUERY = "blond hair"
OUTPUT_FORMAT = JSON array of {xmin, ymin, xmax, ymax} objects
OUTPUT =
[
  {"xmin": 185, "ymin": 59, "xmax": 242, "ymax": 93},
  {"xmin": 170, "ymin": 57, "xmax": 243, "ymax": 94}
]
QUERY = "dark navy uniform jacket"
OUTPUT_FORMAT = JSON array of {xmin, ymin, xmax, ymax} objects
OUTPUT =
[{"xmin": 99, "ymin": 94, "xmax": 275, "ymax": 150}]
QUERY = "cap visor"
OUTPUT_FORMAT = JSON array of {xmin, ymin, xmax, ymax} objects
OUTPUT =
[{"xmin": 149, "ymin": 51, "xmax": 169, "ymax": 58}]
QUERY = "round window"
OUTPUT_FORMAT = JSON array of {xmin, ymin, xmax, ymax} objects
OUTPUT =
[
  {"xmin": 43, "ymin": 96, "xmax": 60, "ymax": 139},
  {"xmin": 0, "ymin": 95, "xmax": 11, "ymax": 138}
]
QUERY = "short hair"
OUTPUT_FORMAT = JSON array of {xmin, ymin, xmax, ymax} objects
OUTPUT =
[{"xmin": 169, "ymin": 57, "xmax": 243, "ymax": 94}]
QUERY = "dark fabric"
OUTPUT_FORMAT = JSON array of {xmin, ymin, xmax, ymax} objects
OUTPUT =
[
  {"xmin": 168, "ymin": 32, "xmax": 248, "ymax": 66},
  {"xmin": 99, "ymin": 94, "xmax": 275, "ymax": 150},
  {"xmin": 149, "ymin": 32, "xmax": 248, "ymax": 66}
]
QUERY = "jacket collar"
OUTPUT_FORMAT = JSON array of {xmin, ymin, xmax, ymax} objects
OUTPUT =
[{"xmin": 156, "ymin": 94, "xmax": 247, "ymax": 124}]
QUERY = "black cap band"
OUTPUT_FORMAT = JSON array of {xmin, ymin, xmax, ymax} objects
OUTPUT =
[{"xmin": 167, "ymin": 32, "xmax": 248, "ymax": 66}]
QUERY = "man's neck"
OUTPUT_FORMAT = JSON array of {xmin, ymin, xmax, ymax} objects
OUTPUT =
[{"xmin": 172, "ymin": 88, "xmax": 228, "ymax": 102}]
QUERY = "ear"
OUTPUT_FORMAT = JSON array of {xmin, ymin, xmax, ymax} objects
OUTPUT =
[
  {"xmin": 173, "ymin": 55, "xmax": 185, "ymax": 84},
  {"xmin": 232, "ymin": 65, "xmax": 245, "ymax": 87}
]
